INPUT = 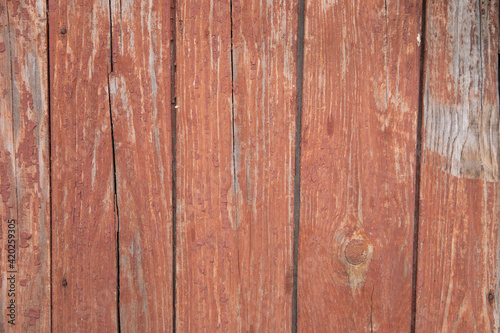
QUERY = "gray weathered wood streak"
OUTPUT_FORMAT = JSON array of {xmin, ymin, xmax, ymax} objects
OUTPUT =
[{"xmin": 422, "ymin": 0, "xmax": 499, "ymax": 181}]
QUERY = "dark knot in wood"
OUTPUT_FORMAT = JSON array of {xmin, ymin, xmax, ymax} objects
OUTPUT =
[{"xmin": 345, "ymin": 240, "xmax": 368, "ymax": 265}]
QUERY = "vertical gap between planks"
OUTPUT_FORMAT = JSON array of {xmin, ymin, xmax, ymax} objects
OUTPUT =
[
  {"xmin": 229, "ymin": 0, "xmax": 238, "ymax": 229},
  {"xmin": 170, "ymin": 0, "xmax": 177, "ymax": 331},
  {"xmin": 46, "ymin": 0, "xmax": 53, "ymax": 330},
  {"xmin": 410, "ymin": 0, "xmax": 428, "ymax": 331},
  {"xmin": 106, "ymin": 0, "xmax": 121, "ymax": 330},
  {"xmin": 292, "ymin": 0, "xmax": 306, "ymax": 331}
]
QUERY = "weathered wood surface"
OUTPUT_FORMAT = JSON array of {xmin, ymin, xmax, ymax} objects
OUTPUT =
[
  {"xmin": 0, "ymin": 0, "xmax": 50, "ymax": 331},
  {"xmin": 297, "ymin": 0, "xmax": 422, "ymax": 331},
  {"xmin": 415, "ymin": 0, "xmax": 500, "ymax": 331},
  {"xmin": 49, "ymin": 0, "xmax": 118, "ymax": 331},
  {"xmin": 231, "ymin": 0, "xmax": 298, "ymax": 330},
  {"xmin": 1, "ymin": 0, "xmax": 500, "ymax": 331},
  {"xmin": 175, "ymin": 0, "xmax": 297, "ymax": 331},
  {"xmin": 109, "ymin": 0, "xmax": 174, "ymax": 331}
]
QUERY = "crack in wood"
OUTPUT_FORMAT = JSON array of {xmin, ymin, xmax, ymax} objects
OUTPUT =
[{"xmin": 107, "ymin": 2, "xmax": 120, "ymax": 329}]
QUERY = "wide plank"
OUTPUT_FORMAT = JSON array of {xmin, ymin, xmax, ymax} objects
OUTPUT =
[
  {"xmin": 298, "ymin": 0, "xmax": 422, "ymax": 331},
  {"xmin": 0, "ymin": 0, "xmax": 50, "ymax": 331},
  {"xmin": 109, "ymin": 0, "xmax": 174, "ymax": 331},
  {"xmin": 49, "ymin": 0, "xmax": 118, "ymax": 331},
  {"xmin": 415, "ymin": 0, "xmax": 500, "ymax": 331}
]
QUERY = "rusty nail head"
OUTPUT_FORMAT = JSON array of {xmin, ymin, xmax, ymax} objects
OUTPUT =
[{"xmin": 61, "ymin": 28, "xmax": 67, "ymax": 35}]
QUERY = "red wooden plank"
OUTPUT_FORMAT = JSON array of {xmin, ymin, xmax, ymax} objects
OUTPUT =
[
  {"xmin": 0, "ymin": 0, "xmax": 50, "ymax": 331},
  {"xmin": 175, "ymin": 1, "xmax": 235, "ymax": 329},
  {"xmin": 109, "ymin": 0, "xmax": 174, "ymax": 331},
  {"xmin": 231, "ymin": 0, "xmax": 298, "ymax": 330},
  {"xmin": 175, "ymin": 0, "xmax": 298, "ymax": 330},
  {"xmin": 416, "ymin": 0, "xmax": 500, "ymax": 330},
  {"xmin": 49, "ymin": 0, "xmax": 118, "ymax": 331},
  {"xmin": 298, "ymin": 0, "xmax": 422, "ymax": 331}
]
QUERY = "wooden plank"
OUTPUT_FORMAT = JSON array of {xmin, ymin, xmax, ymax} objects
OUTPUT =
[
  {"xmin": 175, "ymin": 0, "xmax": 298, "ymax": 330},
  {"xmin": 0, "ymin": 0, "xmax": 50, "ymax": 331},
  {"xmin": 297, "ymin": 0, "xmax": 422, "ymax": 331},
  {"xmin": 49, "ymin": 0, "xmax": 118, "ymax": 331},
  {"xmin": 231, "ymin": 0, "xmax": 297, "ymax": 330},
  {"xmin": 175, "ymin": 1, "xmax": 235, "ymax": 329},
  {"xmin": 108, "ymin": 0, "xmax": 174, "ymax": 331},
  {"xmin": 415, "ymin": 0, "xmax": 500, "ymax": 331},
  {"xmin": 0, "ymin": 2, "xmax": 16, "ymax": 328}
]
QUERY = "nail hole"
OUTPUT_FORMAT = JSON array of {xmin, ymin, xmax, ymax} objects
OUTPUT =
[
  {"xmin": 62, "ymin": 278, "xmax": 68, "ymax": 287},
  {"xmin": 488, "ymin": 291, "xmax": 494, "ymax": 304},
  {"xmin": 60, "ymin": 28, "xmax": 67, "ymax": 35}
]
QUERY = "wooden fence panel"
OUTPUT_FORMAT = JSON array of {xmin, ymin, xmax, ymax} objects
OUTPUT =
[
  {"xmin": 175, "ymin": 0, "xmax": 298, "ymax": 330},
  {"xmin": 298, "ymin": 0, "xmax": 422, "ymax": 331},
  {"xmin": 49, "ymin": 0, "xmax": 118, "ymax": 331},
  {"xmin": 415, "ymin": 0, "xmax": 500, "ymax": 331},
  {"xmin": 2, "ymin": 0, "xmax": 500, "ymax": 331},
  {"xmin": 0, "ymin": 0, "xmax": 50, "ymax": 331},
  {"xmin": 109, "ymin": 0, "xmax": 174, "ymax": 331}
]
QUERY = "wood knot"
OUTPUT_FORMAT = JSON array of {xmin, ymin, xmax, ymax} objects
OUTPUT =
[{"xmin": 345, "ymin": 240, "xmax": 368, "ymax": 265}]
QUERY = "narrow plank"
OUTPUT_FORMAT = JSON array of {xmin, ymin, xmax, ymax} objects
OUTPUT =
[
  {"xmin": 108, "ymin": 0, "xmax": 174, "ymax": 331},
  {"xmin": 298, "ymin": 0, "xmax": 422, "ymax": 331},
  {"xmin": 176, "ymin": 0, "xmax": 298, "ymax": 330},
  {"xmin": 175, "ymin": 1, "xmax": 235, "ymax": 329},
  {"xmin": 49, "ymin": 0, "xmax": 118, "ymax": 331},
  {"xmin": 0, "ymin": 0, "xmax": 50, "ymax": 331},
  {"xmin": 231, "ymin": 0, "xmax": 298, "ymax": 330},
  {"xmin": 0, "ymin": 0, "xmax": 19, "ymax": 329},
  {"xmin": 415, "ymin": 0, "xmax": 500, "ymax": 331}
]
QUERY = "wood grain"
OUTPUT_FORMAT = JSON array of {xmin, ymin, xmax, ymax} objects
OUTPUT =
[
  {"xmin": 49, "ymin": 0, "xmax": 118, "ymax": 331},
  {"xmin": 415, "ymin": 0, "xmax": 500, "ymax": 331},
  {"xmin": 109, "ymin": 0, "xmax": 174, "ymax": 331},
  {"xmin": 231, "ymin": 0, "xmax": 297, "ymax": 330},
  {"xmin": 175, "ymin": 1, "xmax": 235, "ymax": 329},
  {"xmin": 0, "ymin": 3, "xmax": 16, "ymax": 328},
  {"xmin": 0, "ymin": 0, "xmax": 50, "ymax": 331},
  {"xmin": 297, "ymin": 0, "xmax": 422, "ymax": 331},
  {"xmin": 175, "ymin": 0, "xmax": 297, "ymax": 330}
]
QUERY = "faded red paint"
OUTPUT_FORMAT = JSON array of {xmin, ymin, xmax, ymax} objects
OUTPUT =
[
  {"xmin": 49, "ymin": 0, "xmax": 117, "ymax": 331},
  {"xmin": 108, "ymin": 0, "xmax": 175, "ymax": 331},
  {"xmin": 298, "ymin": 0, "xmax": 422, "ymax": 331},
  {"xmin": 2, "ymin": 0, "xmax": 499, "ymax": 331},
  {"xmin": 0, "ymin": 0, "xmax": 50, "ymax": 331}
]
